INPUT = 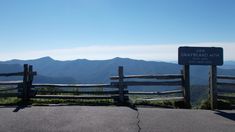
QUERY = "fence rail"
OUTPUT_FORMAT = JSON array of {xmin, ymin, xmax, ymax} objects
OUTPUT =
[
  {"xmin": 0, "ymin": 81, "xmax": 23, "ymax": 85},
  {"xmin": 217, "ymin": 95, "xmax": 235, "ymax": 100},
  {"xmin": 136, "ymin": 97, "xmax": 184, "ymax": 101},
  {"xmin": 0, "ymin": 64, "xmax": 36, "ymax": 100},
  {"xmin": 33, "ymin": 95, "xmax": 114, "ymax": 99},
  {"xmin": 111, "ymin": 80, "xmax": 182, "ymax": 86},
  {"xmin": 34, "ymin": 90, "xmax": 128, "ymax": 95},
  {"xmin": 218, "ymin": 88, "xmax": 235, "ymax": 93},
  {"xmin": 110, "ymin": 66, "xmax": 188, "ymax": 107},
  {"xmin": 0, "ymin": 72, "xmax": 24, "ymax": 77},
  {"xmin": 217, "ymin": 75, "xmax": 235, "ymax": 80},
  {"xmin": 217, "ymin": 82, "xmax": 235, "ymax": 87},
  {"xmin": 0, "ymin": 87, "xmax": 18, "ymax": 92},
  {"xmin": 128, "ymin": 90, "xmax": 183, "ymax": 95},
  {"xmin": 3, "ymin": 63, "xmax": 234, "ymax": 109},
  {"xmin": 110, "ymin": 74, "xmax": 183, "ymax": 80},
  {"xmin": 0, "ymin": 93, "xmax": 19, "ymax": 98},
  {"xmin": 0, "ymin": 65, "xmax": 190, "ymax": 107},
  {"xmin": 215, "ymin": 75, "xmax": 235, "ymax": 107},
  {"xmin": 32, "ymin": 84, "xmax": 115, "ymax": 88},
  {"xmin": 0, "ymin": 72, "xmax": 36, "ymax": 77}
]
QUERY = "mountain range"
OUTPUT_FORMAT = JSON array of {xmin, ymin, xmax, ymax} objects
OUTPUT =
[{"xmin": 0, "ymin": 57, "xmax": 235, "ymax": 86}]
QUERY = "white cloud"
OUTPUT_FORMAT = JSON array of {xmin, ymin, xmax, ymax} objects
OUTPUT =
[{"xmin": 1, "ymin": 42, "xmax": 235, "ymax": 61}]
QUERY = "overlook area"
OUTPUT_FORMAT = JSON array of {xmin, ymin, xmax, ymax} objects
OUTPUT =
[{"xmin": 1, "ymin": 0, "xmax": 235, "ymax": 132}]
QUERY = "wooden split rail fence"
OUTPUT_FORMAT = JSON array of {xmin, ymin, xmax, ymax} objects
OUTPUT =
[
  {"xmin": 209, "ymin": 71, "xmax": 235, "ymax": 109},
  {"xmin": 0, "ymin": 65, "xmax": 190, "ymax": 107},
  {"xmin": 0, "ymin": 64, "xmax": 36, "ymax": 101},
  {"xmin": 110, "ymin": 66, "xmax": 191, "ymax": 108}
]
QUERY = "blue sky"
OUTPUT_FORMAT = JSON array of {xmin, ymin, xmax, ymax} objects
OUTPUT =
[{"xmin": 0, "ymin": 0, "xmax": 235, "ymax": 61}]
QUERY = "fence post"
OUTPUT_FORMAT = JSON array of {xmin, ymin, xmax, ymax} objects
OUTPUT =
[
  {"xmin": 209, "ymin": 65, "xmax": 217, "ymax": 110},
  {"xmin": 182, "ymin": 65, "xmax": 191, "ymax": 108},
  {"xmin": 23, "ymin": 64, "xmax": 29, "ymax": 102},
  {"xmin": 118, "ymin": 66, "xmax": 124, "ymax": 104},
  {"xmin": 28, "ymin": 65, "xmax": 34, "ymax": 98}
]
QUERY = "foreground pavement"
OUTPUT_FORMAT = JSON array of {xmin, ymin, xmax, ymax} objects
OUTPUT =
[
  {"xmin": 0, "ymin": 106, "xmax": 234, "ymax": 132},
  {"xmin": 139, "ymin": 108, "xmax": 235, "ymax": 132}
]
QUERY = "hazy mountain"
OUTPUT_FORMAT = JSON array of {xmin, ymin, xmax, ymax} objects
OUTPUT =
[
  {"xmin": 0, "ymin": 63, "xmax": 76, "ymax": 83},
  {"xmin": 1, "ymin": 57, "xmax": 235, "ymax": 86},
  {"xmin": 219, "ymin": 61, "xmax": 235, "ymax": 69},
  {"xmin": 1, "ymin": 57, "xmax": 181, "ymax": 83}
]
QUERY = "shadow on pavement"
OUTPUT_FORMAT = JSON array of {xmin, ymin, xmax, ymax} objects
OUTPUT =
[
  {"xmin": 0, "ymin": 102, "xmax": 175, "ymax": 113},
  {"xmin": 0, "ymin": 105, "xmax": 31, "ymax": 112},
  {"xmin": 215, "ymin": 110, "xmax": 235, "ymax": 121},
  {"xmin": 13, "ymin": 105, "xmax": 30, "ymax": 112}
]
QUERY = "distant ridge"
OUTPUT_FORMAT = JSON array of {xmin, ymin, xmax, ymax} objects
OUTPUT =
[{"xmin": 0, "ymin": 57, "xmax": 235, "ymax": 86}]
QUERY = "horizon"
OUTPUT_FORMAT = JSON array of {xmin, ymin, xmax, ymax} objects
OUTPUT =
[
  {"xmin": 1, "ymin": 43, "xmax": 235, "ymax": 61},
  {"xmin": 2, "ymin": 56, "xmax": 235, "ymax": 64},
  {"xmin": 1, "ymin": 1, "xmax": 235, "ymax": 61}
]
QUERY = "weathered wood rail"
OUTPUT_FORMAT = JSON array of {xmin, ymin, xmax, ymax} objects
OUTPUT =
[
  {"xmin": 29, "ymin": 67, "xmax": 130, "ymax": 103},
  {"xmin": 111, "ymin": 80, "xmax": 182, "ymax": 86},
  {"xmin": 110, "ymin": 74, "xmax": 183, "ymax": 80},
  {"xmin": 0, "ymin": 65, "xmax": 129, "ymax": 103},
  {"xmin": 216, "ymin": 75, "xmax": 235, "ymax": 103},
  {"xmin": 110, "ymin": 66, "xmax": 191, "ymax": 108},
  {"xmin": 0, "ymin": 81, "xmax": 23, "ymax": 85},
  {"xmin": 32, "ymin": 83, "xmax": 114, "ymax": 88},
  {"xmin": 209, "ymin": 69, "xmax": 235, "ymax": 109},
  {"xmin": 128, "ymin": 90, "xmax": 183, "ymax": 95},
  {"xmin": 0, "ymin": 65, "xmax": 190, "ymax": 107},
  {"xmin": 31, "ymin": 83, "xmax": 126, "ymax": 102},
  {"xmin": 0, "ymin": 64, "xmax": 36, "ymax": 101}
]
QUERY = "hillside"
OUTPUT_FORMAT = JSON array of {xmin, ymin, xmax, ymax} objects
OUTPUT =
[
  {"xmin": 1, "ymin": 57, "xmax": 235, "ymax": 104},
  {"xmin": 1, "ymin": 57, "xmax": 181, "ymax": 83},
  {"xmin": 0, "ymin": 57, "xmax": 235, "ymax": 86}
]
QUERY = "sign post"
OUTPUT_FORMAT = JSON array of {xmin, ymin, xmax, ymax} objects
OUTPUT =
[
  {"xmin": 178, "ymin": 46, "xmax": 223, "ymax": 110},
  {"xmin": 210, "ymin": 65, "xmax": 217, "ymax": 110},
  {"xmin": 183, "ymin": 65, "xmax": 190, "ymax": 108}
]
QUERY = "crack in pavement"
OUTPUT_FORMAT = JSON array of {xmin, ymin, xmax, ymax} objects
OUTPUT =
[{"xmin": 136, "ymin": 108, "xmax": 141, "ymax": 132}]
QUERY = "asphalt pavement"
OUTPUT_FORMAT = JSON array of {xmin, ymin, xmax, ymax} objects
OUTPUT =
[{"xmin": 0, "ymin": 106, "xmax": 234, "ymax": 132}]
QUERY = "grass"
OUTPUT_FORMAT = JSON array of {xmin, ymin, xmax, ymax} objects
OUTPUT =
[
  {"xmin": 1, "ymin": 86, "xmax": 232, "ymax": 109},
  {"xmin": 0, "ymin": 96, "xmax": 184, "ymax": 108},
  {"xmin": 133, "ymin": 100, "xmax": 186, "ymax": 108},
  {"xmin": 129, "ymin": 94, "xmax": 186, "ymax": 108},
  {"xmin": 217, "ymin": 93, "xmax": 235, "ymax": 109},
  {"xmin": 1, "ymin": 93, "xmax": 233, "ymax": 109},
  {"xmin": 198, "ymin": 97, "xmax": 234, "ymax": 110},
  {"xmin": 198, "ymin": 99, "xmax": 211, "ymax": 109},
  {"xmin": 0, "ymin": 97, "xmax": 21, "ymax": 105},
  {"xmin": 0, "ymin": 86, "xmax": 116, "ymax": 106},
  {"xmin": 0, "ymin": 97, "xmax": 114, "ymax": 106},
  {"xmin": 190, "ymin": 85, "xmax": 208, "ymax": 108},
  {"xmin": 0, "ymin": 86, "xmax": 187, "ymax": 108},
  {"xmin": 31, "ymin": 99, "xmax": 114, "ymax": 106}
]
